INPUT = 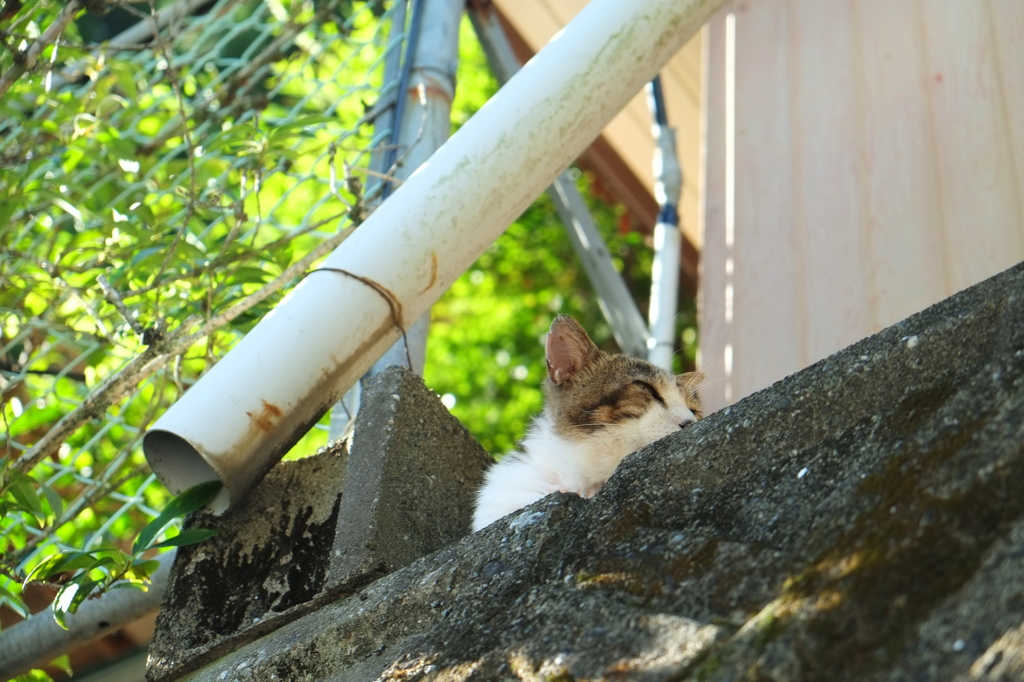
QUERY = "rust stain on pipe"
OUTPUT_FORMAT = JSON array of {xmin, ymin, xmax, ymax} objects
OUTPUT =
[
  {"xmin": 247, "ymin": 400, "xmax": 283, "ymax": 433},
  {"xmin": 410, "ymin": 81, "xmax": 454, "ymax": 105}
]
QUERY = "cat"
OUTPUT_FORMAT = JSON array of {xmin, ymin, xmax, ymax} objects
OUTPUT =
[{"xmin": 472, "ymin": 314, "xmax": 704, "ymax": 531}]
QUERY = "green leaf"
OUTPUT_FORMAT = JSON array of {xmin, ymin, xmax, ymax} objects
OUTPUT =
[
  {"xmin": 111, "ymin": 62, "xmax": 139, "ymax": 100},
  {"xmin": 227, "ymin": 266, "xmax": 272, "ymax": 284},
  {"xmin": 52, "ymin": 578, "xmax": 100, "ymax": 629},
  {"xmin": 38, "ymin": 481, "xmax": 64, "ymax": 519},
  {"xmin": 133, "ymin": 480, "xmax": 222, "ymax": 554},
  {"xmin": 267, "ymin": 115, "xmax": 338, "ymax": 141},
  {"xmin": 146, "ymin": 528, "xmax": 219, "ymax": 551},
  {"xmin": 276, "ymin": 147, "xmax": 301, "ymax": 163},
  {"xmin": 25, "ymin": 551, "xmax": 99, "ymax": 584},
  {"xmin": 0, "ymin": 583, "xmax": 30, "ymax": 619},
  {"xmin": 105, "ymin": 263, "xmax": 128, "ymax": 286},
  {"xmin": 10, "ymin": 668, "xmax": 56, "ymax": 681},
  {"xmin": 50, "ymin": 653, "xmax": 73, "ymax": 676},
  {"xmin": 83, "ymin": 552, "xmax": 130, "ymax": 577},
  {"xmin": 127, "ymin": 559, "xmax": 161, "ymax": 581},
  {"xmin": 125, "ymin": 245, "xmax": 166, "ymax": 272},
  {"xmin": 7, "ymin": 474, "xmax": 45, "ymax": 523}
]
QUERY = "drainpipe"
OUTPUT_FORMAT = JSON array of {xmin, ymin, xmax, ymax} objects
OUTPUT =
[
  {"xmin": 143, "ymin": 0, "xmax": 728, "ymax": 512},
  {"xmin": 646, "ymin": 75, "xmax": 683, "ymax": 371}
]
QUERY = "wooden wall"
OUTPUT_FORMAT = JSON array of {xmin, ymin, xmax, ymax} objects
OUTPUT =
[{"xmin": 700, "ymin": 0, "xmax": 1024, "ymax": 413}]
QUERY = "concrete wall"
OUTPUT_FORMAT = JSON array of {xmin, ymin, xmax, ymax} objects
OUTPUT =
[{"xmin": 151, "ymin": 262, "xmax": 1024, "ymax": 681}]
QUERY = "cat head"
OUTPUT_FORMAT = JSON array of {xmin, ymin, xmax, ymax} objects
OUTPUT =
[{"xmin": 543, "ymin": 315, "xmax": 704, "ymax": 458}]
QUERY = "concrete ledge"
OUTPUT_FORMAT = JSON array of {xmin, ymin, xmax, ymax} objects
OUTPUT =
[
  {"xmin": 147, "ymin": 446, "xmax": 346, "ymax": 680},
  {"xmin": 147, "ymin": 368, "xmax": 491, "ymax": 681},
  {"xmin": 165, "ymin": 262, "xmax": 1024, "ymax": 681}
]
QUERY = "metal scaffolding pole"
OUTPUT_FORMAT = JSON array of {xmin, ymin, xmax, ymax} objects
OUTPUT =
[
  {"xmin": 329, "ymin": 0, "xmax": 462, "ymax": 439},
  {"xmin": 646, "ymin": 75, "xmax": 684, "ymax": 371}
]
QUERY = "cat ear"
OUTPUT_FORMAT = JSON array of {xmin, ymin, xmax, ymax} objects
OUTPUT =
[
  {"xmin": 677, "ymin": 371, "xmax": 705, "ymax": 392},
  {"xmin": 546, "ymin": 315, "xmax": 599, "ymax": 386}
]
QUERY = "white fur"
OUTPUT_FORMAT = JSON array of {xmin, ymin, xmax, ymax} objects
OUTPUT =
[{"xmin": 472, "ymin": 394, "xmax": 696, "ymax": 531}]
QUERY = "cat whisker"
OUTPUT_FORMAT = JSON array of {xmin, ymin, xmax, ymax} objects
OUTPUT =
[{"xmin": 696, "ymin": 358, "xmax": 726, "ymax": 375}]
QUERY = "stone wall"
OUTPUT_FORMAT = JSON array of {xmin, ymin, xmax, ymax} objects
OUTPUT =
[{"xmin": 149, "ymin": 262, "xmax": 1024, "ymax": 681}]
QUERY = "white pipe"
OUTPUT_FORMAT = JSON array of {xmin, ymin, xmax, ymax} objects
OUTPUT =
[
  {"xmin": 0, "ymin": 550, "xmax": 175, "ymax": 678},
  {"xmin": 143, "ymin": 0, "xmax": 728, "ymax": 512}
]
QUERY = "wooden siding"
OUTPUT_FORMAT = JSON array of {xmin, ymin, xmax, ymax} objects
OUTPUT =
[{"xmin": 700, "ymin": 0, "xmax": 1024, "ymax": 413}]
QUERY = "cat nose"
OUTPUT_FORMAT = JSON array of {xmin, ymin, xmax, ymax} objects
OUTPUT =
[{"xmin": 678, "ymin": 416, "xmax": 695, "ymax": 429}]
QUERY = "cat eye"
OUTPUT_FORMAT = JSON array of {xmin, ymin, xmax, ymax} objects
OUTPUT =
[{"xmin": 633, "ymin": 380, "xmax": 665, "ymax": 405}]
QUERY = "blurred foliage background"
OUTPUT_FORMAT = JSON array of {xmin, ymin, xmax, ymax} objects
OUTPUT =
[{"xmin": 0, "ymin": 0, "xmax": 695, "ymax": 676}]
